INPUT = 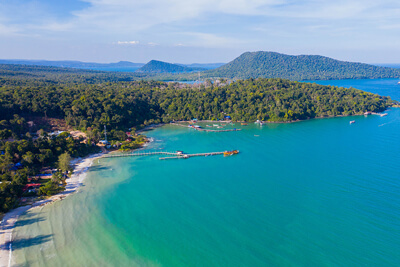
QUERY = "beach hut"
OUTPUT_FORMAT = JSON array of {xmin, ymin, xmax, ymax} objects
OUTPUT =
[{"xmin": 22, "ymin": 183, "xmax": 42, "ymax": 193}]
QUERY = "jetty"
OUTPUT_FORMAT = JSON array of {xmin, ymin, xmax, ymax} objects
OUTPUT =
[
  {"xmin": 159, "ymin": 151, "xmax": 225, "ymax": 160},
  {"xmin": 103, "ymin": 150, "xmax": 237, "ymax": 160},
  {"xmin": 103, "ymin": 151, "xmax": 178, "ymax": 158},
  {"xmin": 171, "ymin": 123, "xmax": 242, "ymax": 132}
]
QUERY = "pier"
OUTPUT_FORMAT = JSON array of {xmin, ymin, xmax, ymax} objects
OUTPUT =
[
  {"xmin": 159, "ymin": 151, "xmax": 225, "ymax": 160},
  {"xmin": 103, "ymin": 150, "xmax": 237, "ymax": 160},
  {"xmin": 103, "ymin": 151, "xmax": 179, "ymax": 158}
]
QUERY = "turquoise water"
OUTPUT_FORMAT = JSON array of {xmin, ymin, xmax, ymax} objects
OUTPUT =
[{"xmin": 12, "ymin": 80, "xmax": 400, "ymax": 266}]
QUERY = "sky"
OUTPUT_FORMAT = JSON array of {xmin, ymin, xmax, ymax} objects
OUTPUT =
[{"xmin": 0, "ymin": 0, "xmax": 399, "ymax": 64}]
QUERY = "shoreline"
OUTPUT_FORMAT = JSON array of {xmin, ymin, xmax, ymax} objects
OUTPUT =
[
  {"xmin": 171, "ymin": 110, "xmax": 391, "ymax": 125},
  {"xmin": 0, "ymin": 152, "xmax": 105, "ymax": 267}
]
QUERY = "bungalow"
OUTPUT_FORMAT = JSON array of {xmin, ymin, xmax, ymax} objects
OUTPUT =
[
  {"xmin": 22, "ymin": 183, "xmax": 42, "ymax": 193},
  {"xmin": 99, "ymin": 140, "xmax": 110, "ymax": 145}
]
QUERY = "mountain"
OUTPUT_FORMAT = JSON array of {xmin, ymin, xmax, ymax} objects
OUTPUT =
[
  {"xmin": 0, "ymin": 60, "xmax": 144, "ymax": 71},
  {"xmin": 137, "ymin": 60, "xmax": 204, "ymax": 73},
  {"xmin": 180, "ymin": 63, "xmax": 225, "ymax": 70},
  {"xmin": 203, "ymin": 51, "xmax": 400, "ymax": 81}
]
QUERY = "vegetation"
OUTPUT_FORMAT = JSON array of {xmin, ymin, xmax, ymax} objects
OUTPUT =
[
  {"xmin": 0, "ymin": 133, "xmax": 99, "ymax": 212},
  {"xmin": 0, "ymin": 77, "xmax": 394, "ymax": 129},
  {"xmin": 137, "ymin": 60, "xmax": 204, "ymax": 73},
  {"xmin": 202, "ymin": 51, "xmax": 400, "ymax": 81}
]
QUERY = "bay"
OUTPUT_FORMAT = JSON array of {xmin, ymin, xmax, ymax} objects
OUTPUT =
[{"xmin": 12, "ymin": 79, "xmax": 400, "ymax": 266}]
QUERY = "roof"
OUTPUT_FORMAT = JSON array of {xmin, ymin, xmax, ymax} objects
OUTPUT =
[{"xmin": 22, "ymin": 183, "xmax": 42, "ymax": 192}]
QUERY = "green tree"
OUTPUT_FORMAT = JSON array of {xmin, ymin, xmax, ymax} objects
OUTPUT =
[{"xmin": 57, "ymin": 152, "xmax": 72, "ymax": 175}]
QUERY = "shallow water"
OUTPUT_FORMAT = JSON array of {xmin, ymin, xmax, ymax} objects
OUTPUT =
[{"xmin": 12, "ymin": 80, "xmax": 400, "ymax": 266}]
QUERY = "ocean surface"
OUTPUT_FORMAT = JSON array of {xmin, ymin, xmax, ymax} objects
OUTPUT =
[{"xmin": 12, "ymin": 79, "xmax": 400, "ymax": 266}]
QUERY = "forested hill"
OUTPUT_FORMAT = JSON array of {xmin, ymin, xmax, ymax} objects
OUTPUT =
[
  {"xmin": 0, "ymin": 77, "xmax": 394, "ymax": 132},
  {"xmin": 137, "ymin": 60, "xmax": 204, "ymax": 73},
  {"xmin": 203, "ymin": 51, "xmax": 400, "ymax": 81}
]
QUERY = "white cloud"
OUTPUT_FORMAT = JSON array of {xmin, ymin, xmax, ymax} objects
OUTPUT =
[{"xmin": 116, "ymin": 41, "xmax": 139, "ymax": 45}]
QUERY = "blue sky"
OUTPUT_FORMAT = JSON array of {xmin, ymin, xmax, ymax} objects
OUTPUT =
[{"xmin": 0, "ymin": 0, "xmax": 399, "ymax": 63}]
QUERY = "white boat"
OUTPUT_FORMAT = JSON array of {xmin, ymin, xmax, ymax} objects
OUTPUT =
[
  {"xmin": 213, "ymin": 124, "xmax": 219, "ymax": 127},
  {"xmin": 350, "ymin": 120, "xmax": 355, "ymax": 124},
  {"xmin": 380, "ymin": 113, "xmax": 388, "ymax": 117}
]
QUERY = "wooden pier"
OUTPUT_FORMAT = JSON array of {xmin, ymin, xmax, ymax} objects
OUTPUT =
[
  {"xmin": 103, "ymin": 150, "xmax": 236, "ymax": 160},
  {"xmin": 171, "ymin": 123, "xmax": 241, "ymax": 132},
  {"xmin": 103, "ymin": 151, "xmax": 179, "ymax": 158},
  {"xmin": 159, "ymin": 151, "xmax": 225, "ymax": 160}
]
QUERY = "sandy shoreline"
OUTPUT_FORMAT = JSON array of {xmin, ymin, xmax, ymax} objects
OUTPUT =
[{"xmin": 0, "ymin": 152, "xmax": 105, "ymax": 267}]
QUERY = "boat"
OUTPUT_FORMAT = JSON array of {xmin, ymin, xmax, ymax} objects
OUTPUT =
[
  {"xmin": 223, "ymin": 150, "xmax": 239, "ymax": 156},
  {"xmin": 206, "ymin": 125, "xmax": 212, "ymax": 127},
  {"xmin": 349, "ymin": 120, "xmax": 355, "ymax": 124},
  {"xmin": 213, "ymin": 124, "xmax": 219, "ymax": 127},
  {"xmin": 380, "ymin": 113, "xmax": 388, "ymax": 117},
  {"xmin": 255, "ymin": 120, "xmax": 260, "ymax": 124},
  {"xmin": 241, "ymin": 123, "xmax": 248, "ymax": 125},
  {"xmin": 364, "ymin": 111, "xmax": 371, "ymax": 115}
]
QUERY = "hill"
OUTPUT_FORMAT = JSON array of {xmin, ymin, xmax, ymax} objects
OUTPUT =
[
  {"xmin": 137, "ymin": 60, "xmax": 204, "ymax": 73},
  {"xmin": 203, "ymin": 51, "xmax": 400, "ymax": 81}
]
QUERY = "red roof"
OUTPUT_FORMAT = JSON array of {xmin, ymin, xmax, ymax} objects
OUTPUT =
[{"xmin": 22, "ymin": 183, "xmax": 42, "ymax": 192}]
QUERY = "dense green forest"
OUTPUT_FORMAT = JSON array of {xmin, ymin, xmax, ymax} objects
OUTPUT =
[
  {"xmin": 0, "ymin": 76, "xmax": 394, "ymax": 129},
  {"xmin": 0, "ymin": 73, "xmax": 396, "ymax": 213},
  {"xmin": 202, "ymin": 51, "xmax": 400, "ymax": 80}
]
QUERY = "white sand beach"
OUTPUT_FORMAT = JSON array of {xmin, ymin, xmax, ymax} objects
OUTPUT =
[{"xmin": 0, "ymin": 153, "xmax": 104, "ymax": 267}]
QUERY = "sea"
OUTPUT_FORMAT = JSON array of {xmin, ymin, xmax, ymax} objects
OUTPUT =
[{"xmin": 11, "ymin": 79, "xmax": 400, "ymax": 266}]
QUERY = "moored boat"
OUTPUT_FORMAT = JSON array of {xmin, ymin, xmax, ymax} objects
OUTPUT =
[
  {"xmin": 223, "ymin": 150, "xmax": 239, "ymax": 156},
  {"xmin": 350, "ymin": 120, "xmax": 355, "ymax": 124},
  {"xmin": 241, "ymin": 123, "xmax": 248, "ymax": 125}
]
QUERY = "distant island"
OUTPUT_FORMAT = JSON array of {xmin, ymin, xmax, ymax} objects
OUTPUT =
[
  {"xmin": 2, "ymin": 51, "xmax": 400, "ymax": 81},
  {"xmin": 201, "ymin": 51, "xmax": 400, "ymax": 81},
  {"xmin": 136, "ymin": 60, "xmax": 205, "ymax": 73}
]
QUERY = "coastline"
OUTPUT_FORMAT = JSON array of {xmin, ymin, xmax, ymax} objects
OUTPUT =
[
  {"xmin": 171, "ymin": 109, "xmax": 392, "ymax": 125},
  {"xmin": 0, "ymin": 152, "xmax": 105, "ymax": 267}
]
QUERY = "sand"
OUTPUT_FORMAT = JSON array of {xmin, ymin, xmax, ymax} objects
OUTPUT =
[{"xmin": 0, "ymin": 153, "xmax": 104, "ymax": 267}]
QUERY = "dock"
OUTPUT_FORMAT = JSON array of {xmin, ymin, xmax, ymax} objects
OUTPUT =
[
  {"xmin": 103, "ymin": 151, "xmax": 179, "ymax": 158},
  {"xmin": 159, "ymin": 151, "xmax": 225, "ymax": 160},
  {"xmin": 103, "ymin": 150, "xmax": 237, "ymax": 160},
  {"xmin": 171, "ymin": 123, "xmax": 242, "ymax": 132}
]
